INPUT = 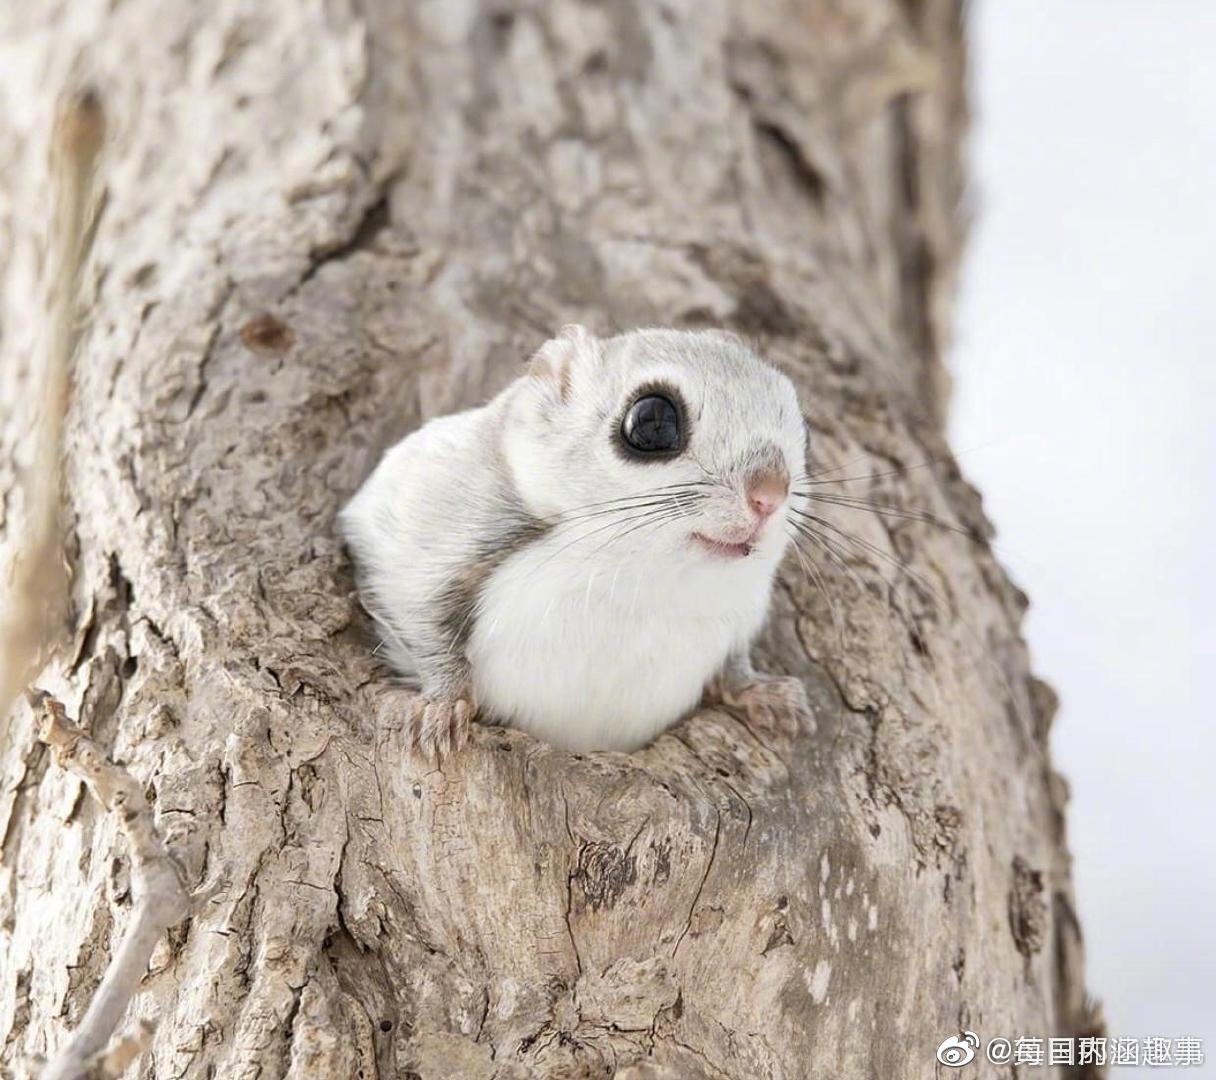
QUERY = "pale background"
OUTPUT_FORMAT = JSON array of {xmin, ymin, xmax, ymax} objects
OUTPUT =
[{"xmin": 953, "ymin": 0, "xmax": 1216, "ymax": 1070}]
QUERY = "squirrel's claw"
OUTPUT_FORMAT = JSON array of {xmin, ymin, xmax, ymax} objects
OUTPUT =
[
  {"xmin": 713, "ymin": 673, "xmax": 810, "ymax": 739},
  {"xmin": 408, "ymin": 696, "xmax": 474, "ymax": 763}
]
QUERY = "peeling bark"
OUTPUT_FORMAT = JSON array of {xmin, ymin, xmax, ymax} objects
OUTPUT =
[{"xmin": 0, "ymin": 2, "xmax": 1094, "ymax": 1078}]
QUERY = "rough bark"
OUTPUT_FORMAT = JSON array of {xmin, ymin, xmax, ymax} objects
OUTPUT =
[{"xmin": 0, "ymin": 2, "xmax": 1094, "ymax": 1078}]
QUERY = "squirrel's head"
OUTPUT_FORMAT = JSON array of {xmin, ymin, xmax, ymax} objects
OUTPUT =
[{"xmin": 503, "ymin": 326, "xmax": 808, "ymax": 567}]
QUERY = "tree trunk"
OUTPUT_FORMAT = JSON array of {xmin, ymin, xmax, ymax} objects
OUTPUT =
[{"xmin": 0, "ymin": 2, "xmax": 1095, "ymax": 1077}]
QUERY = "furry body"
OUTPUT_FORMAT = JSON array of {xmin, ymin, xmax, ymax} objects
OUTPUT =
[{"xmin": 340, "ymin": 328, "xmax": 807, "ymax": 755}]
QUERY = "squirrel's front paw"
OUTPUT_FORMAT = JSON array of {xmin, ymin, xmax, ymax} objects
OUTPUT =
[
  {"xmin": 407, "ymin": 696, "xmax": 474, "ymax": 763},
  {"xmin": 719, "ymin": 674, "xmax": 810, "ymax": 739}
]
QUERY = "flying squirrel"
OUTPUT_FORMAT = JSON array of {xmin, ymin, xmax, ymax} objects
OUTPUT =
[{"xmin": 340, "ymin": 326, "xmax": 811, "ymax": 760}]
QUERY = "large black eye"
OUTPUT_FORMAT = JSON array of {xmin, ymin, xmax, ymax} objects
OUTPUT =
[{"xmin": 621, "ymin": 394, "xmax": 681, "ymax": 454}]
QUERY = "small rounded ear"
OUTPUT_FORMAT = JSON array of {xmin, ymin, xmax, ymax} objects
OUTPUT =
[{"xmin": 527, "ymin": 324, "xmax": 596, "ymax": 402}]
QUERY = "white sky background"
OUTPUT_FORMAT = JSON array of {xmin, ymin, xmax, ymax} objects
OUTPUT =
[{"xmin": 953, "ymin": 0, "xmax": 1216, "ymax": 1064}]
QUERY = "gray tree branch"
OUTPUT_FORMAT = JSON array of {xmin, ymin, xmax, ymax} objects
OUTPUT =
[{"xmin": 33, "ymin": 695, "xmax": 187, "ymax": 1080}]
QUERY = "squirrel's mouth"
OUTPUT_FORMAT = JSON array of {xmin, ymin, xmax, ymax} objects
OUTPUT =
[{"xmin": 692, "ymin": 532, "xmax": 755, "ymax": 559}]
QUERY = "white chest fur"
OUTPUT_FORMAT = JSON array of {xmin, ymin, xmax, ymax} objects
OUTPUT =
[{"xmin": 466, "ymin": 537, "xmax": 777, "ymax": 751}]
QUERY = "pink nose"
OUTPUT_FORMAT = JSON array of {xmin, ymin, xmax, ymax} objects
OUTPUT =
[{"xmin": 746, "ymin": 468, "xmax": 789, "ymax": 520}]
